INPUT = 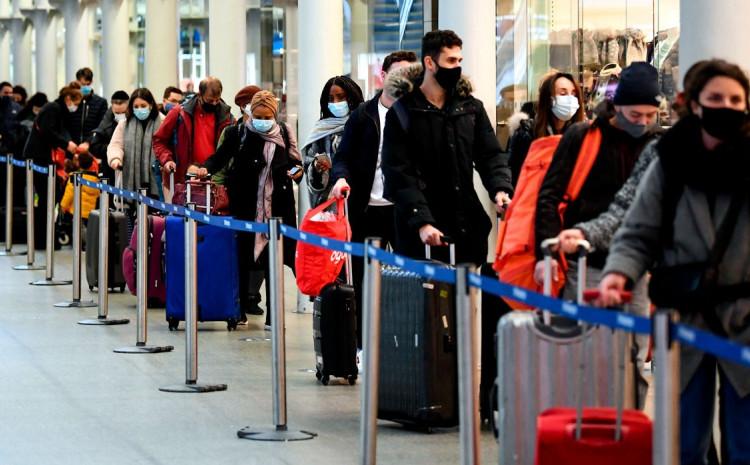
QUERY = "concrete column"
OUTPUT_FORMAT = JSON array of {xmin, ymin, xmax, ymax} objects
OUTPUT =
[
  {"xmin": 283, "ymin": 3, "xmax": 298, "ymax": 130},
  {"xmin": 22, "ymin": 5, "xmax": 59, "ymax": 95},
  {"xmin": 439, "ymin": 0, "xmax": 498, "ymax": 261},
  {"xmin": 100, "ymin": 0, "xmax": 131, "ymax": 98},
  {"xmin": 207, "ymin": 0, "xmax": 246, "ymax": 104},
  {"xmin": 0, "ymin": 1, "xmax": 10, "ymax": 80},
  {"xmin": 7, "ymin": 0, "xmax": 32, "ymax": 88},
  {"xmin": 58, "ymin": 0, "xmax": 93, "ymax": 82},
  {"xmin": 680, "ymin": 0, "xmax": 750, "ymax": 77},
  {"xmin": 145, "ymin": 0, "xmax": 178, "ymax": 94}
]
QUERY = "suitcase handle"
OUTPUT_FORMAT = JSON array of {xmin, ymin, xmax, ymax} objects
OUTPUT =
[{"xmin": 424, "ymin": 236, "xmax": 455, "ymax": 265}]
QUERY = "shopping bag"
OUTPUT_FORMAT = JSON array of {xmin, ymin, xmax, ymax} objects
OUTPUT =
[{"xmin": 295, "ymin": 197, "xmax": 351, "ymax": 297}]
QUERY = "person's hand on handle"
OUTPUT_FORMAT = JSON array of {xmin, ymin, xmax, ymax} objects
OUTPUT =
[
  {"xmin": 186, "ymin": 164, "xmax": 208, "ymax": 178},
  {"xmin": 558, "ymin": 228, "xmax": 586, "ymax": 254},
  {"xmin": 533, "ymin": 259, "xmax": 559, "ymax": 286},
  {"xmin": 163, "ymin": 160, "xmax": 176, "ymax": 174},
  {"xmin": 495, "ymin": 191, "xmax": 511, "ymax": 214},
  {"xmin": 331, "ymin": 178, "xmax": 350, "ymax": 199},
  {"xmin": 597, "ymin": 273, "xmax": 628, "ymax": 307},
  {"xmin": 67, "ymin": 141, "xmax": 78, "ymax": 154},
  {"xmin": 419, "ymin": 224, "xmax": 445, "ymax": 246},
  {"xmin": 110, "ymin": 159, "xmax": 122, "ymax": 170},
  {"xmin": 76, "ymin": 142, "xmax": 90, "ymax": 155}
]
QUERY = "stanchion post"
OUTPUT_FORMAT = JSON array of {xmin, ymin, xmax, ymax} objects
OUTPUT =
[
  {"xmin": 115, "ymin": 188, "xmax": 173, "ymax": 353},
  {"xmin": 0, "ymin": 155, "xmax": 25, "ymax": 256},
  {"xmin": 653, "ymin": 310, "xmax": 680, "ymax": 465},
  {"xmin": 55, "ymin": 173, "xmax": 96, "ymax": 307},
  {"xmin": 456, "ymin": 265, "xmax": 480, "ymax": 465},
  {"xmin": 79, "ymin": 179, "xmax": 129, "ymax": 325},
  {"xmin": 237, "ymin": 217, "xmax": 316, "ymax": 441},
  {"xmin": 31, "ymin": 164, "xmax": 71, "ymax": 286},
  {"xmin": 359, "ymin": 238, "xmax": 382, "ymax": 465},
  {"xmin": 13, "ymin": 159, "xmax": 44, "ymax": 270},
  {"xmin": 160, "ymin": 203, "xmax": 224, "ymax": 391}
]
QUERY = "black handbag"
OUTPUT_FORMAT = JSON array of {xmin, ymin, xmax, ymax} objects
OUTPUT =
[{"xmin": 648, "ymin": 194, "xmax": 748, "ymax": 315}]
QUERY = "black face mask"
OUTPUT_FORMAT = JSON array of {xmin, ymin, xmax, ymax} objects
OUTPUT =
[
  {"xmin": 201, "ymin": 101, "xmax": 218, "ymax": 113},
  {"xmin": 700, "ymin": 105, "xmax": 747, "ymax": 140},
  {"xmin": 434, "ymin": 65, "xmax": 462, "ymax": 92}
]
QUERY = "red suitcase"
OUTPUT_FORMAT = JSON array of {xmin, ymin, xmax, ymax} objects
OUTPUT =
[
  {"xmin": 535, "ymin": 289, "xmax": 652, "ymax": 465},
  {"xmin": 122, "ymin": 215, "xmax": 167, "ymax": 306}
]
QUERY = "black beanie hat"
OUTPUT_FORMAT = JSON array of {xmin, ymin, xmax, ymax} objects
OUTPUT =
[
  {"xmin": 613, "ymin": 62, "xmax": 662, "ymax": 106},
  {"xmin": 110, "ymin": 90, "xmax": 129, "ymax": 102}
]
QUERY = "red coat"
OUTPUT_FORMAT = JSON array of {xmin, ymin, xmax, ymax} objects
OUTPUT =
[{"xmin": 152, "ymin": 96, "xmax": 234, "ymax": 182}]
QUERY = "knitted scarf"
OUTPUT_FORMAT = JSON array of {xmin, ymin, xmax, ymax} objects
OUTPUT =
[{"xmin": 122, "ymin": 117, "xmax": 161, "ymax": 195}]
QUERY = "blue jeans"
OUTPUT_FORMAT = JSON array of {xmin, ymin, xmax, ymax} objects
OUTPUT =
[{"xmin": 680, "ymin": 355, "xmax": 750, "ymax": 465}]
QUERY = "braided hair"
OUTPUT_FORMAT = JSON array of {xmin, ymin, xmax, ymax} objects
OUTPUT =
[{"xmin": 318, "ymin": 75, "xmax": 364, "ymax": 119}]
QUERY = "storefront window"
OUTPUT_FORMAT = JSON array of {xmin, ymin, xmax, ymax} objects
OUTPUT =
[{"xmin": 496, "ymin": 0, "xmax": 681, "ymax": 143}]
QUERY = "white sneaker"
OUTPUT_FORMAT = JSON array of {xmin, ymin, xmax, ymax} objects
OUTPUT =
[
  {"xmin": 264, "ymin": 324, "xmax": 272, "ymax": 331},
  {"xmin": 356, "ymin": 349, "xmax": 363, "ymax": 373}
]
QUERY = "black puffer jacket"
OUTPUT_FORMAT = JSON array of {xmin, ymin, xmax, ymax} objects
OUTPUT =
[
  {"xmin": 89, "ymin": 109, "xmax": 117, "ymax": 159},
  {"xmin": 382, "ymin": 64, "xmax": 513, "ymax": 265},
  {"xmin": 23, "ymin": 98, "xmax": 70, "ymax": 165},
  {"xmin": 65, "ymin": 93, "xmax": 108, "ymax": 144}
]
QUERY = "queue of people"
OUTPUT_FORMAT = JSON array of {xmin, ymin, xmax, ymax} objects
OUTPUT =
[{"xmin": 7, "ymin": 29, "xmax": 750, "ymax": 464}]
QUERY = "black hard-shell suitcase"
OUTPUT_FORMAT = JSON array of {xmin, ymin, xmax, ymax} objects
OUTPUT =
[
  {"xmin": 86, "ymin": 208, "xmax": 129, "ymax": 292},
  {"xmin": 378, "ymin": 243, "xmax": 458, "ymax": 429},
  {"xmin": 313, "ymin": 197, "xmax": 358, "ymax": 385}
]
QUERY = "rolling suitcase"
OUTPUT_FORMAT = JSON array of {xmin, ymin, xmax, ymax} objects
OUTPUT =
[
  {"xmin": 378, "ymin": 242, "xmax": 458, "ymax": 429},
  {"xmin": 496, "ymin": 239, "xmax": 638, "ymax": 465},
  {"xmin": 86, "ymin": 207, "xmax": 129, "ymax": 293},
  {"xmin": 122, "ymin": 215, "xmax": 167, "ymax": 306},
  {"xmin": 535, "ymin": 291, "xmax": 652, "ymax": 465},
  {"xmin": 164, "ymin": 175, "xmax": 240, "ymax": 331},
  {"xmin": 313, "ymin": 197, "xmax": 358, "ymax": 386}
]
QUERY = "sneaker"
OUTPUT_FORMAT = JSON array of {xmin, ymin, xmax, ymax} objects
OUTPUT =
[
  {"xmin": 356, "ymin": 349, "xmax": 363, "ymax": 373},
  {"xmin": 245, "ymin": 304, "xmax": 264, "ymax": 316},
  {"xmin": 264, "ymin": 324, "xmax": 272, "ymax": 331},
  {"xmin": 237, "ymin": 314, "xmax": 248, "ymax": 326}
]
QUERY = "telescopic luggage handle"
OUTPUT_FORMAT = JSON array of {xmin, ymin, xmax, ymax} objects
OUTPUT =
[
  {"xmin": 424, "ymin": 235, "xmax": 455, "ymax": 265},
  {"xmin": 185, "ymin": 172, "xmax": 212, "ymax": 212}
]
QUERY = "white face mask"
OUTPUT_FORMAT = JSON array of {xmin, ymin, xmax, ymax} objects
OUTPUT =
[
  {"xmin": 67, "ymin": 104, "xmax": 78, "ymax": 113},
  {"xmin": 243, "ymin": 104, "xmax": 253, "ymax": 118},
  {"xmin": 551, "ymin": 95, "xmax": 580, "ymax": 122},
  {"xmin": 114, "ymin": 112, "xmax": 126, "ymax": 122}
]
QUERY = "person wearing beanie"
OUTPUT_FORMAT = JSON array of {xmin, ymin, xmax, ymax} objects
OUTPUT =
[
  {"xmin": 531, "ymin": 62, "xmax": 662, "ymax": 394},
  {"xmin": 234, "ymin": 85, "xmax": 261, "ymax": 118},
  {"xmin": 187, "ymin": 90, "xmax": 302, "ymax": 328}
]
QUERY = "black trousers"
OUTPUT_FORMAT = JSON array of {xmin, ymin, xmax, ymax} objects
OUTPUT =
[{"xmin": 351, "ymin": 204, "xmax": 396, "ymax": 348}]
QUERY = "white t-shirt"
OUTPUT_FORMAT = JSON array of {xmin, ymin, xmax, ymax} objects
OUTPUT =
[{"xmin": 369, "ymin": 100, "xmax": 393, "ymax": 207}]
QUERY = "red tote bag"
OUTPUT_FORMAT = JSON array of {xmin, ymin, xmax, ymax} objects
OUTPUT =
[{"xmin": 295, "ymin": 197, "xmax": 351, "ymax": 297}]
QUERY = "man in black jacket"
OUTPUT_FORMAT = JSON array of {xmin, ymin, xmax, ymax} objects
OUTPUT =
[
  {"xmin": 89, "ymin": 90, "xmax": 129, "ymax": 188},
  {"xmin": 330, "ymin": 50, "xmax": 417, "ymax": 348},
  {"xmin": 381, "ymin": 30, "xmax": 513, "ymax": 266},
  {"xmin": 65, "ymin": 67, "xmax": 108, "ymax": 155}
]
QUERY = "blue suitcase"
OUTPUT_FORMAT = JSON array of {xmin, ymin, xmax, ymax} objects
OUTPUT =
[{"xmin": 164, "ymin": 215, "xmax": 241, "ymax": 331}]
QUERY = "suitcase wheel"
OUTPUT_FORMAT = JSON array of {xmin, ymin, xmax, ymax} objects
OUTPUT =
[
  {"xmin": 89, "ymin": 285, "xmax": 94, "ymax": 291},
  {"xmin": 119, "ymin": 285, "xmax": 125, "ymax": 293},
  {"xmin": 315, "ymin": 370, "xmax": 322, "ymax": 381},
  {"xmin": 226, "ymin": 319, "xmax": 238, "ymax": 331},
  {"xmin": 347, "ymin": 375, "xmax": 357, "ymax": 386},
  {"xmin": 167, "ymin": 318, "xmax": 179, "ymax": 331}
]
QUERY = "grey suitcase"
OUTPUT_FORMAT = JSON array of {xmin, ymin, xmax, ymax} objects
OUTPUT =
[
  {"xmin": 495, "ymin": 239, "xmax": 637, "ymax": 465},
  {"xmin": 378, "ymin": 243, "xmax": 458, "ymax": 429}
]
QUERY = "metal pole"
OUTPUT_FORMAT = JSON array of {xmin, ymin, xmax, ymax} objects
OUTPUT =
[
  {"xmin": 114, "ymin": 188, "xmax": 173, "ymax": 353},
  {"xmin": 160, "ymin": 203, "xmax": 223, "ymax": 391},
  {"xmin": 31, "ymin": 165, "xmax": 71, "ymax": 285},
  {"xmin": 359, "ymin": 238, "xmax": 382, "ymax": 465},
  {"xmin": 653, "ymin": 310, "xmax": 680, "ymax": 465},
  {"xmin": 0, "ymin": 155, "xmax": 25, "ymax": 256},
  {"xmin": 456, "ymin": 265, "xmax": 481, "ymax": 465},
  {"xmin": 55, "ymin": 174, "xmax": 95, "ymax": 307},
  {"xmin": 237, "ymin": 217, "xmax": 316, "ymax": 440},
  {"xmin": 13, "ymin": 160, "xmax": 43, "ymax": 270},
  {"xmin": 79, "ymin": 179, "xmax": 128, "ymax": 325}
]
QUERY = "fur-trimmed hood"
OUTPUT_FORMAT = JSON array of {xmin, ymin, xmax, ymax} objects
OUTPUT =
[
  {"xmin": 507, "ymin": 111, "xmax": 531, "ymax": 137},
  {"xmin": 383, "ymin": 63, "xmax": 474, "ymax": 101}
]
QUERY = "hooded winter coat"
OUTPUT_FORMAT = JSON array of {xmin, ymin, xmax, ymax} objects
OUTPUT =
[
  {"xmin": 23, "ymin": 98, "xmax": 70, "ymax": 165},
  {"xmin": 381, "ymin": 64, "xmax": 513, "ymax": 265},
  {"xmin": 152, "ymin": 97, "xmax": 234, "ymax": 183}
]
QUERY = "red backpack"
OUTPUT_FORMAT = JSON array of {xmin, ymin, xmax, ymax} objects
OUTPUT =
[{"xmin": 493, "ymin": 128, "xmax": 602, "ymax": 308}]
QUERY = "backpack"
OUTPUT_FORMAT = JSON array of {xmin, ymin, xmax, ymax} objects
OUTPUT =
[{"xmin": 493, "ymin": 127, "xmax": 602, "ymax": 308}]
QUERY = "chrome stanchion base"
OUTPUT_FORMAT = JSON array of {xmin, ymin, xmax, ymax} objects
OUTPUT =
[
  {"xmin": 114, "ymin": 344, "xmax": 174, "ymax": 354},
  {"xmin": 78, "ymin": 316, "xmax": 130, "ymax": 325},
  {"xmin": 30, "ymin": 278, "xmax": 72, "ymax": 286},
  {"xmin": 54, "ymin": 299, "xmax": 97, "ymax": 308},
  {"xmin": 237, "ymin": 425, "xmax": 317, "ymax": 441},
  {"xmin": 0, "ymin": 249, "xmax": 26, "ymax": 256},
  {"xmin": 239, "ymin": 336, "xmax": 272, "ymax": 342},
  {"xmin": 159, "ymin": 382, "xmax": 228, "ymax": 393},
  {"xmin": 13, "ymin": 264, "xmax": 44, "ymax": 270}
]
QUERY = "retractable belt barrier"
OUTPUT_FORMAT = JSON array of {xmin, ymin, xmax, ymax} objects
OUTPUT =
[{"xmin": 9, "ymin": 158, "xmax": 750, "ymax": 368}]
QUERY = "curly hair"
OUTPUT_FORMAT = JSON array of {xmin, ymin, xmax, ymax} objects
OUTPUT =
[{"xmin": 318, "ymin": 75, "xmax": 364, "ymax": 119}]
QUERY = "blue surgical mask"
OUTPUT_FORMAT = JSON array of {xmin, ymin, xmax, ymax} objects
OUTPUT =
[
  {"xmin": 133, "ymin": 107, "xmax": 151, "ymax": 121},
  {"xmin": 164, "ymin": 102, "xmax": 175, "ymax": 113},
  {"xmin": 81, "ymin": 85, "xmax": 92, "ymax": 96},
  {"xmin": 252, "ymin": 118, "xmax": 275, "ymax": 133},
  {"xmin": 328, "ymin": 101, "xmax": 350, "ymax": 118}
]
